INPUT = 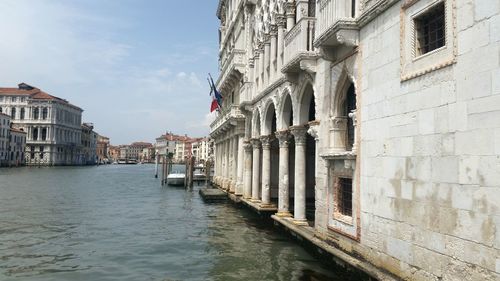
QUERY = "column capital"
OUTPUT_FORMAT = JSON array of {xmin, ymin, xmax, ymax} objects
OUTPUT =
[
  {"xmin": 285, "ymin": 2, "xmax": 296, "ymax": 16},
  {"xmin": 307, "ymin": 121, "xmax": 320, "ymax": 141},
  {"xmin": 276, "ymin": 15, "xmax": 286, "ymax": 27},
  {"xmin": 259, "ymin": 135, "xmax": 274, "ymax": 149},
  {"xmin": 290, "ymin": 126, "xmax": 308, "ymax": 145},
  {"xmin": 250, "ymin": 138, "xmax": 261, "ymax": 149},
  {"xmin": 275, "ymin": 130, "xmax": 292, "ymax": 148},
  {"xmin": 243, "ymin": 140, "xmax": 253, "ymax": 152}
]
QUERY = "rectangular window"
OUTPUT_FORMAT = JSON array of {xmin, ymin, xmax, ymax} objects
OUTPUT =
[
  {"xmin": 336, "ymin": 177, "xmax": 353, "ymax": 217},
  {"xmin": 415, "ymin": 2, "xmax": 445, "ymax": 56}
]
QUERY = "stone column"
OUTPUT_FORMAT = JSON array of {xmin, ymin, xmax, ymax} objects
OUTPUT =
[
  {"xmin": 260, "ymin": 135, "xmax": 273, "ymax": 207},
  {"xmin": 285, "ymin": 2, "xmax": 296, "ymax": 31},
  {"xmin": 290, "ymin": 126, "xmax": 308, "ymax": 225},
  {"xmin": 277, "ymin": 17, "xmax": 285, "ymax": 71},
  {"xmin": 250, "ymin": 138, "xmax": 261, "ymax": 202},
  {"xmin": 254, "ymin": 52, "xmax": 260, "ymax": 92},
  {"xmin": 348, "ymin": 110, "xmax": 358, "ymax": 153},
  {"xmin": 243, "ymin": 140, "xmax": 253, "ymax": 198},
  {"xmin": 270, "ymin": 26, "xmax": 277, "ymax": 80},
  {"xmin": 230, "ymin": 134, "xmax": 238, "ymax": 193},
  {"xmin": 259, "ymin": 47, "xmax": 265, "ymax": 90},
  {"xmin": 236, "ymin": 135, "xmax": 245, "ymax": 195},
  {"xmin": 225, "ymin": 137, "xmax": 230, "ymax": 189},
  {"xmin": 264, "ymin": 38, "xmax": 270, "ymax": 86},
  {"xmin": 276, "ymin": 130, "xmax": 292, "ymax": 216},
  {"xmin": 295, "ymin": 0, "xmax": 309, "ymax": 22}
]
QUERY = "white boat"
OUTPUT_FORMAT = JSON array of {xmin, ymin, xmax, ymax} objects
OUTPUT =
[
  {"xmin": 166, "ymin": 172, "xmax": 185, "ymax": 186},
  {"xmin": 193, "ymin": 165, "xmax": 206, "ymax": 181}
]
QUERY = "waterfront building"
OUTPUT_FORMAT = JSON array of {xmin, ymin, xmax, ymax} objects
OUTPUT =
[
  {"xmin": 9, "ymin": 127, "xmax": 27, "ymax": 166},
  {"xmin": 0, "ymin": 113, "xmax": 10, "ymax": 166},
  {"xmin": 140, "ymin": 146, "xmax": 155, "ymax": 163},
  {"xmin": 191, "ymin": 137, "xmax": 211, "ymax": 163},
  {"xmin": 108, "ymin": 145, "xmax": 120, "ymax": 162},
  {"xmin": 155, "ymin": 133, "xmax": 176, "ymax": 159},
  {"xmin": 129, "ymin": 142, "xmax": 153, "ymax": 161},
  {"xmin": 210, "ymin": 0, "xmax": 499, "ymax": 280},
  {"xmin": 96, "ymin": 135, "xmax": 110, "ymax": 163},
  {"xmin": 119, "ymin": 145, "xmax": 130, "ymax": 160},
  {"xmin": 0, "ymin": 83, "xmax": 83, "ymax": 165},
  {"xmin": 81, "ymin": 122, "xmax": 98, "ymax": 165}
]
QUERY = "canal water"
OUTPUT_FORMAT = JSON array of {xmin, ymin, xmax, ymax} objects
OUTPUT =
[{"xmin": 0, "ymin": 165, "xmax": 362, "ymax": 281}]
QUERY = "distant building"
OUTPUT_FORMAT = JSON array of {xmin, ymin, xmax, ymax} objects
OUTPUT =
[
  {"xmin": 0, "ymin": 113, "xmax": 27, "ymax": 167},
  {"xmin": 128, "ymin": 142, "xmax": 152, "ymax": 161},
  {"xmin": 191, "ymin": 137, "xmax": 211, "ymax": 162},
  {"xmin": 108, "ymin": 145, "xmax": 120, "ymax": 162},
  {"xmin": 81, "ymin": 123, "xmax": 97, "ymax": 165},
  {"xmin": 0, "ymin": 113, "xmax": 11, "ymax": 166},
  {"xmin": 0, "ymin": 83, "xmax": 83, "ymax": 165},
  {"xmin": 119, "ymin": 145, "xmax": 129, "ymax": 160},
  {"xmin": 155, "ymin": 132, "xmax": 192, "ymax": 162},
  {"xmin": 9, "ymin": 127, "xmax": 26, "ymax": 166},
  {"xmin": 141, "ymin": 146, "xmax": 155, "ymax": 163},
  {"xmin": 96, "ymin": 135, "xmax": 110, "ymax": 163}
]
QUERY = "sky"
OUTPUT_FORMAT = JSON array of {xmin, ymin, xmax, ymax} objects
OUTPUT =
[{"xmin": 0, "ymin": 0, "xmax": 220, "ymax": 144}]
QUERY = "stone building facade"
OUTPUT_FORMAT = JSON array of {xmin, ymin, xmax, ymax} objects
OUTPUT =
[
  {"xmin": 81, "ymin": 122, "xmax": 97, "ymax": 165},
  {"xmin": 210, "ymin": 0, "xmax": 499, "ymax": 280},
  {"xmin": 0, "ymin": 83, "xmax": 84, "ymax": 165},
  {"xmin": 9, "ymin": 127, "xmax": 27, "ymax": 167},
  {"xmin": 0, "ymin": 113, "xmax": 10, "ymax": 166},
  {"xmin": 0, "ymin": 113, "xmax": 27, "ymax": 167}
]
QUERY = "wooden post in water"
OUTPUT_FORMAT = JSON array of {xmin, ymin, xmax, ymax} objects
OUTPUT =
[
  {"xmin": 160, "ymin": 156, "xmax": 164, "ymax": 185},
  {"xmin": 205, "ymin": 160, "xmax": 211, "ymax": 188},
  {"xmin": 188, "ymin": 156, "xmax": 195, "ymax": 188},
  {"xmin": 155, "ymin": 154, "xmax": 159, "ymax": 178}
]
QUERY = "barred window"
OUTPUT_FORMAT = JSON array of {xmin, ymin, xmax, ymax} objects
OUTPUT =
[
  {"xmin": 415, "ymin": 2, "xmax": 445, "ymax": 56},
  {"xmin": 336, "ymin": 177, "xmax": 353, "ymax": 217}
]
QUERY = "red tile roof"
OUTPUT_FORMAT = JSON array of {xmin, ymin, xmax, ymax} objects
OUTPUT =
[{"xmin": 0, "ymin": 83, "xmax": 82, "ymax": 110}]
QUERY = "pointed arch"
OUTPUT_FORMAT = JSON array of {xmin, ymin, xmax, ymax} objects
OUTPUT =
[
  {"xmin": 251, "ymin": 107, "xmax": 262, "ymax": 138},
  {"xmin": 296, "ymin": 82, "xmax": 316, "ymax": 125},
  {"xmin": 278, "ymin": 88, "xmax": 294, "ymax": 130},
  {"xmin": 262, "ymin": 99, "xmax": 277, "ymax": 135}
]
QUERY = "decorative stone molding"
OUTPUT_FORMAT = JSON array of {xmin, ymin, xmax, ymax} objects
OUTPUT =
[
  {"xmin": 307, "ymin": 121, "xmax": 320, "ymax": 141},
  {"xmin": 290, "ymin": 126, "xmax": 308, "ymax": 145},
  {"xmin": 400, "ymin": 0, "xmax": 457, "ymax": 81}
]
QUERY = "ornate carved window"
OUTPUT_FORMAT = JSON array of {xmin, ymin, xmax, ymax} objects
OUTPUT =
[
  {"xmin": 42, "ymin": 108, "xmax": 48, "ymax": 120},
  {"xmin": 20, "ymin": 108, "xmax": 25, "ymax": 120},
  {"xmin": 10, "ymin": 107, "xmax": 16, "ymax": 119},
  {"xmin": 33, "ymin": 108, "xmax": 39, "ymax": 120}
]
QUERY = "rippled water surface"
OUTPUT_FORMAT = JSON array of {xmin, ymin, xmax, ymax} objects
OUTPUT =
[{"xmin": 0, "ymin": 165, "xmax": 359, "ymax": 281}]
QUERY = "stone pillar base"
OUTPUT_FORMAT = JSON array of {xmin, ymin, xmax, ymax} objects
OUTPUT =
[
  {"xmin": 259, "ymin": 203, "xmax": 275, "ymax": 208},
  {"xmin": 250, "ymin": 199, "xmax": 261, "ymax": 203},
  {"xmin": 229, "ymin": 181, "xmax": 236, "ymax": 193},
  {"xmin": 292, "ymin": 219, "xmax": 308, "ymax": 226},
  {"xmin": 275, "ymin": 211, "xmax": 293, "ymax": 217}
]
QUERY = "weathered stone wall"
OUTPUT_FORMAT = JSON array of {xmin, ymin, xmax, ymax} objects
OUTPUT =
[{"xmin": 356, "ymin": 0, "xmax": 499, "ymax": 279}]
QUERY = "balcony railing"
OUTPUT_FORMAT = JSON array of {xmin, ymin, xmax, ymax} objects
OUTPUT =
[
  {"xmin": 217, "ymin": 49, "xmax": 246, "ymax": 93},
  {"xmin": 283, "ymin": 17, "xmax": 317, "ymax": 72},
  {"xmin": 210, "ymin": 105, "xmax": 245, "ymax": 134},
  {"xmin": 315, "ymin": 0, "xmax": 357, "ymax": 46}
]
